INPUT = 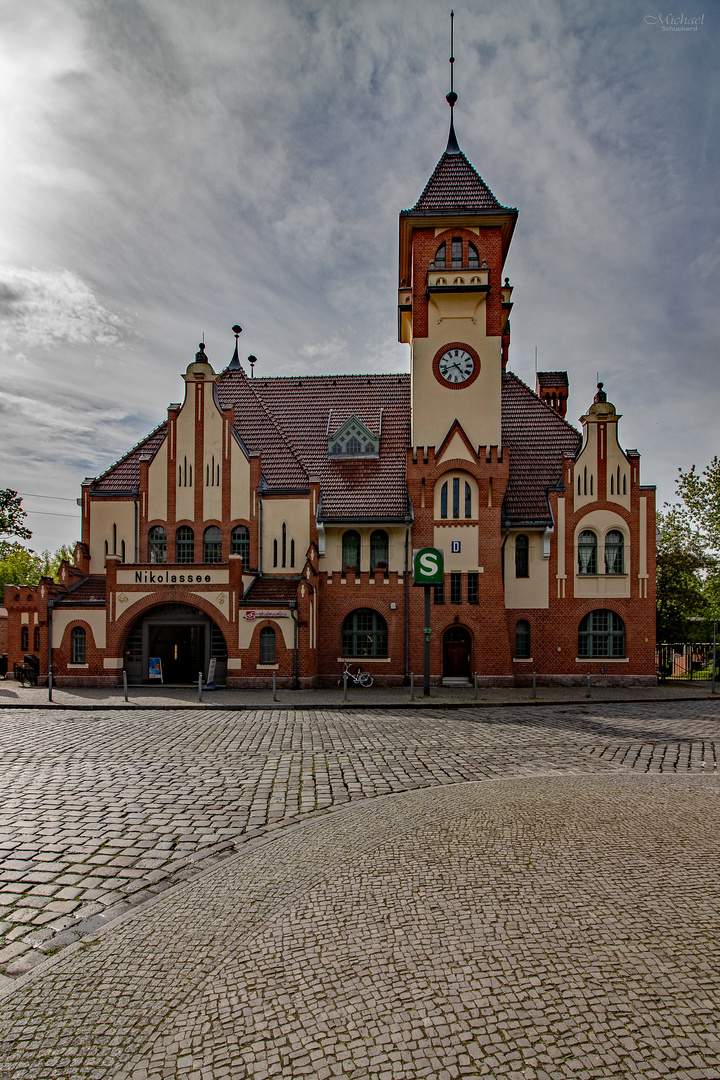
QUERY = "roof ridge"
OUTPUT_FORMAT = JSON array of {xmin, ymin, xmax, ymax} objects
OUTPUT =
[
  {"xmin": 92, "ymin": 420, "xmax": 168, "ymax": 486},
  {"xmin": 224, "ymin": 366, "xmax": 310, "ymax": 485}
]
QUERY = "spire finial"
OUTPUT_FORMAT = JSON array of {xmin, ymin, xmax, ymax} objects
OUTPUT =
[
  {"xmin": 228, "ymin": 324, "xmax": 242, "ymax": 370},
  {"xmin": 445, "ymin": 11, "xmax": 460, "ymax": 154},
  {"xmin": 247, "ymin": 354, "xmax": 257, "ymax": 378}
]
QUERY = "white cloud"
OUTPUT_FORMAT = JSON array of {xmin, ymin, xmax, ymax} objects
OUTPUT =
[{"xmin": 0, "ymin": 269, "xmax": 129, "ymax": 349}]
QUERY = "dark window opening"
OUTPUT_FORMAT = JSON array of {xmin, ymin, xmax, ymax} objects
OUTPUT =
[
  {"xmin": 434, "ymin": 581, "xmax": 445, "ymax": 604},
  {"xmin": 578, "ymin": 610, "xmax": 625, "ymax": 657},
  {"xmin": 21, "ymin": 626, "xmax": 29, "ymax": 651},
  {"xmin": 203, "ymin": 526, "xmax": 222, "ymax": 564},
  {"xmin": 440, "ymin": 482, "xmax": 448, "ymax": 519},
  {"xmin": 259, "ymin": 626, "xmax": 276, "ymax": 664},
  {"xmin": 515, "ymin": 534, "xmax": 529, "ymax": 578},
  {"xmin": 176, "ymin": 527, "xmax": 194, "ymax": 564},
  {"xmin": 451, "ymin": 237, "xmax": 462, "ymax": 268},
  {"xmin": 71, "ymin": 626, "xmax": 86, "ymax": 664},
  {"xmin": 515, "ymin": 620, "xmax": 531, "ymax": 658},
  {"xmin": 370, "ymin": 529, "xmax": 389, "ymax": 571},
  {"xmin": 467, "ymin": 573, "xmax": 479, "ymax": 604},
  {"xmin": 341, "ymin": 609, "xmax": 388, "ymax": 658},
  {"xmin": 452, "ymin": 477, "xmax": 460, "ymax": 519},
  {"xmin": 578, "ymin": 530, "xmax": 597, "ymax": 575},
  {"xmin": 450, "ymin": 572, "xmax": 462, "ymax": 604},
  {"xmin": 231, "ymin": 525, "xmax": 250, "ymax": 566},
  {"xmin": 342, "ymin": 530, "xmax": 360, "ymax": 573}
]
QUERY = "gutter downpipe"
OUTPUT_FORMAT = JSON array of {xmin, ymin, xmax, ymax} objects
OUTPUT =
[
  {"xmin": 501, "ymin": 526, "xmax": 509, "ymax": 590},
  {"xmin": 290, "ymin": 601, "xmax": 298, "ymax": 689},
  {"xmin": 133, "ymin": 493, "xmax": 139, "ymax": 563},
  {"xmin": 47, "ymin": 596, "xmax": 54, "ymax": 697},
  {"xmin": 258, "ymin": 493, "xmax": 263, "ymax": 575},
  {"xmin": 404, "ymin": 510, "xmax": 413, "ymax": 685}
]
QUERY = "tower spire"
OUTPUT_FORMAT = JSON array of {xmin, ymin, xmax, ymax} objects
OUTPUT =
[{"xmin": 445, "ymin": 10, "xmax": 460, "ymax": 154}]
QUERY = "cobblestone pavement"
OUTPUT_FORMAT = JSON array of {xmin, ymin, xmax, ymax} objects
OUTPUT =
[{"xmin": 0, "ymin": 702, "xmax": 718, "ymax": 1078}]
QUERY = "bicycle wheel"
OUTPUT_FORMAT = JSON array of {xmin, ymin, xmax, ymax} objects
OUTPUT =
[{"xmin": 359, "ymin": 673, "xmax": 373, "ymax": 687}]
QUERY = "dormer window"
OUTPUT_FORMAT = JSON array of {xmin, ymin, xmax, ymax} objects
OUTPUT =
[{"xmin": 328, "ymin": 415, "xmax": 380, "ymax": 458}]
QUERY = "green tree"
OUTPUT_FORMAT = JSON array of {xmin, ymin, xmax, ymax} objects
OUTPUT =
[
  {"xmin": 0, "ymin": 542, "xmax": 78, "ymax": 599},
  {"xmin": 676, "ymin": 456, "xmax": 720, "ymax": 552},
  {"xmin": 655, "ymin": 507, "xmax": 712, "ymax": 642},
  {"xmin": 0, "ymin": 489, "xmax": 31, "ymax": 545}
]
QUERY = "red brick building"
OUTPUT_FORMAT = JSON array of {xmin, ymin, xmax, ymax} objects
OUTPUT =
[{"xmin": 5, "ymin": 116, "xmax": 656, "ymax": 689}]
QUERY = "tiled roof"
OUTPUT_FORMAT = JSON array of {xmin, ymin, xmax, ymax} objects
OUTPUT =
[
  {"xmin": 536, "ymin": 371, "xmax": 569, "ymax": 388},
  {"xmin": 401, "ymin": 148, "xmax": 513, "ymax": 216},
  {"xmin": 501, "ymin": 373, "xmax": 581, "ymax": 524},
  {"xmin": 218, "ymin": 370, "xmax": 411, "ymax": 520},
  {"xmin": 241, "ymin": 576, "xmax": 301, "ymax": 604},
  {"xmin": 92, "ymin": 424, "xmax": 167, "ymax": 492},
  {"xmin": 54, "ymin": 576, "xmax": 107, "ymax": 606}
]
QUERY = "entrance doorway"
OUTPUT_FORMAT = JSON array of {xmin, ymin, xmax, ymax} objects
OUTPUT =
[
  {"xmin": 123, "ymin": 604, "xmax": 228, "ymax": 685},
  {"xmin": 443, "ymin": 625, "xmax": 472, "ymax": 681}
]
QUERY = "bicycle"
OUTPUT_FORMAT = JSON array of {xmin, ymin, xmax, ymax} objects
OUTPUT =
[{"xmin": 337, "ymin": 662, "xmax": 374, "ymax": 687}]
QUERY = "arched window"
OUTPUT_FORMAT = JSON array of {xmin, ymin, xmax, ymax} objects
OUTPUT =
[
  {"xmin": 71, "ymin": 626, "xmax": 86, "ymax": 664},
  {"xmin": 273, "ymin": 539, "xmax": 278, "ymax": 567},
  {"xmin": 465, "ymin": 481, "xmax": 472, "ymax": 518},
  {"xmin": 282, "ymin": 523, "xmax": 287, "ymax": 567},
  {"xmin": 203, "ymin": 526, "xmax": 222, "ymax": 563},
  {"xmin": 578, "ymin": 531, "xmax": 597, "ymax": 574},
  {"xmin": 176, "ymin": 526, "xmax": 194, "ymax": 564},
  {"xmin": 231, "ymin": 525, "xmax": 250, "ymax": 565},
  {"xmin": 578, "ymin": 610, "xmax": 625, "ymax": 657},
  {"xmin": 290, "ymin": 538, "xmax": 295, "ymax": 568},
  {"xmin": 33, "ymin": 627, "xmax": 40, "ymax": 651},
  {"xmin": 370, "ymin": 530, "xmax": 389, "ymax": 570},
  {"xmin": 515, "ymin": 534, "xmax": 529, "ymax": 578},
  {"xmin": 451, "ymin": 237, "xmax": 462, "ymax": 268},
  {"xmin": 440, "ymin": 482, "xmax": 448, "ymax": 519},
  {"xmin": 515, "ymin": 620, "xmax": 531, "ymax": 658},
  {"xmin": 341, "ymin": 609, "xmax": 388, "ymax": 658},
  {"xmin": 342, "ymin": 530, "xmax": 361, "ymax": 573},
  {"xmin": 468, "ymin": 242, "xmax": 479, "ymax": 268},
  {"xmin": 21, "ymin": 626, "xmax": 29, "ymax": 651},
  {"xmin": 434, "ymin": 241, "xmax": 446, "ymax": 267},
  {"xmin": 604, "ymin": 530, "xmax": 624, "ymax": 574},
  {"xmin": 452, "ymin": 477, "xmax": 460, "ymax": 518},
  {"xmin": 259, "ymin": 626, "xmax": 276, "ymax": 664},
  {"xmin": 149, "ymin": 526, "xmax": 167, "ymax": 564}
]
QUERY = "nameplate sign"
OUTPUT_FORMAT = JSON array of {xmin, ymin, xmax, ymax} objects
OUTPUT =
[
  {"xmin": 117, "ymin": 568, "xmax": 230, "ymax": 586},
  {"xmin": 244, "ymin": 610, "xmax": 290, "ymax": 620}
]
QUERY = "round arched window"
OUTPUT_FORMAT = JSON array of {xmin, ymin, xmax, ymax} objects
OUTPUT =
[{"xmin": 341, "ymin": 609, "xmax": 388, "ymax": 658}]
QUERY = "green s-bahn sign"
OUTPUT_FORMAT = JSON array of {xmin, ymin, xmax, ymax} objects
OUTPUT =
[{"xmin": 412, "ymin": 547, "xmax": 444, "ymax": 586}]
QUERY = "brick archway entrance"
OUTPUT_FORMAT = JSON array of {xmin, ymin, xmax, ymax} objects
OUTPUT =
[{"xmin": 123, "ymin": 604, "xmax": 228, "ymax": 685}]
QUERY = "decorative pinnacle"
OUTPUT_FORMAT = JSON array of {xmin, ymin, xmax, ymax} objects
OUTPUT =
[
  {"xmin": 228, "ymin": 325, "xmax": 242, "ymax": 370},
  {"xmin": 247, "ymin": 354, "xmax": 257, "ymax": 378},
  {"xmin": 445, "ymin": 11, "xmax": 460, "ymax": 154}
]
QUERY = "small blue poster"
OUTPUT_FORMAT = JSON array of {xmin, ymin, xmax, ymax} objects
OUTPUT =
[{"xmin": 148, "ymin": 657, "xmax": 163, "ymax": 682}]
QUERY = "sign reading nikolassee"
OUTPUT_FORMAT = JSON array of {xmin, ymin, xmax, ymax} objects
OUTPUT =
[
  {"xmin": 412, "ymin": 547, "xmax": 444, "ymax": 586},
  {"xmin": 117, "ymin": 568, "xmax": 229, "ymax": 586}
]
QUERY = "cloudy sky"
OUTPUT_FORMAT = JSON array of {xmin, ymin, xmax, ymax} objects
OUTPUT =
[{"xmin": 1, "ymin": 0, "xmax": 718, "ymax": 552}]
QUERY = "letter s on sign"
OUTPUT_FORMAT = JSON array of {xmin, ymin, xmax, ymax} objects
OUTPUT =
[{"xmin": 420, "ymin": 551, "xmax": 439, "ymax": 576}]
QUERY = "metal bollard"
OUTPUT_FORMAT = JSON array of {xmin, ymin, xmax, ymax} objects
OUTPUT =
[
  {"xmin": 272, "ymin": 671, "xmax": 278, "ymax": 702},
  {"xmin": 532, "ymin": 671, "xmax": 537, "ymax": 699},
  {"xmin": 48, "ymin": 672, "xmax": 52, "ymax": 703},
  {"xmin": 410, "ymin": 672, "xmax": 414, "ymax": 701},
  {"xmin": 343, "ymin": 671, "xmax": 348, "ymax": 702},
  {"xmin": 474, "ymin": 671, "xmax": 478, "ymax": 701},
  {"xmin": 198, "ymin": 672, "xmax": 203, "ymax": 702},
  {"xmin": 586, "ymin": 672, "xmax": 591, "ymax": 698},
  {"xmin": 123, "ymin": 670, "xmax": 128, "ymax": 703}
]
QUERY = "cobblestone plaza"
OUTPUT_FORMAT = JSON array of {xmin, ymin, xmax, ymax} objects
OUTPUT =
[{"xmin": 0, "ymin": 699, "xmax": 719, "ymax": 1078}]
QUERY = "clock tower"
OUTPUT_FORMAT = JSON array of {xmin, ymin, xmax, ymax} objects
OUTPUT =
[{"xmin": 398, "ymin": 110, "xmax": 517, "ymax": 451}]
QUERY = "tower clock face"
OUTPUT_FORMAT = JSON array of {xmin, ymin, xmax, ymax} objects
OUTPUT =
[{"xmin": 432, "ymin": 344, "xmax": 480, "ymax": 389}]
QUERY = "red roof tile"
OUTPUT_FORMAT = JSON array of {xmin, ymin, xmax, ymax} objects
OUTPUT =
[
  {"xmin": 92, "ymin": 424, "xmax": 167, "ymax": 492},
  {"xmin": 54, "ymin": 576, "xmax": 107, "ymax": 605},
  {"xmin": 501, "ymin": 373, "xmax": 581, "ymax": 523},
  {"xmin": 536, "ymin": 371, "xmax": 569, "ymax": 388},
  {"xmin": 401, "ymin": 148, "xmax": 514, "ymax": 216},
  {"xmin": 241, "ymin": 576, "xmax": 300, "ymax": 604}
]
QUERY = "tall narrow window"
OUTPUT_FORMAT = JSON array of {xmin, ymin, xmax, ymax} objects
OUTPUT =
[
  {"xmin": 203, "ymin": 526, "xmax": 222, "ymax": 563},
  {"xmin": 342, "ymin": 530, "xmax": 360, "ymax": 573},
  {"xmin": 434, "ymin": 241, "xmax": 446, "ymax": 267},
  {"xmin": 282, "ymin": 523, "xmax": 287, "ymax": 568},
  {"xmin": 515, "ymin": 620, "xmax": 531, "ymax": 658},
  {"xmin": 21, "ymin": 626, "xmax": 29, "ymax": 652},
  {"xmin": 604, "ymin": 530, "xmax": 624, "ymax": 574},
  {"xmin": 465, "ymin": 482, "xmax": 472, "ymax": 518},
  {"xmin": 71, "ymin": 626, "xmax": 86, "ymax": 664},
  {"xmin": 176, "ymin": 526, "xmax": 194, "ymax": 564},
  {"xmin": 370, "ymin": 530, "xmax": 389, "ymax": 570},
  {"xmin": 434, "ymin": 581, "xmax": 445, "ymax": 604},
  {"xmin": 273, "ymin": 539, "xmax": 278, "ymax": 568},
  {"xmin": 440, "ymin": 482, "xmax": 448, "ymax": 519},
  {"xmin": 33, "ymin": 627, "xmax": 40, "ymax": 651},
  {"xmin": 468, "ymin": 242, "xmax": 479, "ymax": 269},
  {"xmin": 259, "ymin": 626, "xmax": 276, "ymax": 664},
  {"xmin": 231, "ymin": 525, "xmax": 250, "ymax": 566},
  {"xmin": 290, "ymin": 538, "xmax": 295, "ymax": 567},
  {"xmin": 515, "ymin": 535, "xmax": 529, "ymax": 578},
  {"xmin": 120, "ymin": 540, "xmax": 126, "ymax": 563},
  {"xmin": 467, "ymin": 573, "xmax": 479, "ymax": 604},
  {"xmin": 450, "ymin": 572, "xmax": 462, "ymax": 604},
  {"xmin": 451, "ymin": 237, "xmax": 462, "ymax": 268},
  {"xmin": 578, "ymin": 530, "xmax": 597, "ymax": 574},
  {"xmin": 452, "ymin": 477, "xmax": 460, "ymax": 519}
]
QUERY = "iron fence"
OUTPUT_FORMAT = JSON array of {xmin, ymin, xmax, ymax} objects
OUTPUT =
[{"xmin": 657, "ymin": 642, "xmax": 718, "ymax": 681}]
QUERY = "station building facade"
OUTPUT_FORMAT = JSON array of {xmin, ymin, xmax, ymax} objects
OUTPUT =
[{"xmin": 5, "ymin": 120, "xmax": 657, "ymax": 688}]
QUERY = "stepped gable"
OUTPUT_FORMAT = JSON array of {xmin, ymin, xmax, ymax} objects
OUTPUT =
[
  {"xmin": 501, "ymin": 372, "xmax": 581, "ymax": 523},
  {"xmin": 219, "ymin": 371, "xmax": 411, "ymax": 520},
  {"xmin": 218, "ymin": 367, "xmax": 309, "ymax": 490},
  {"xmin": 91, "ymin": 423, "xmax": 167, "ymax": 492},
  {"xmin": 401, "ymin": 148, "xmax": 513, "ymax": 216}
]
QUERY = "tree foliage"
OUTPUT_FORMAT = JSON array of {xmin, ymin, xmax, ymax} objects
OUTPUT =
[
  {"xmin": 0, "ymin": 543, "xmax": 76, "ymax": 598},
  {"xmin": 0, "ymin": 489, "xmax": 31, "ymax": 543},
  {"xmin": 657, "ymin": 458, "xmax": 720, "ymax": 642}
]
